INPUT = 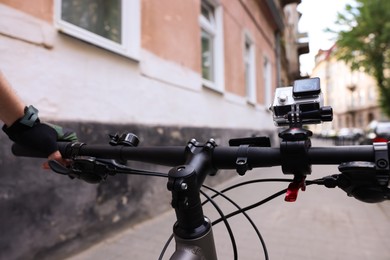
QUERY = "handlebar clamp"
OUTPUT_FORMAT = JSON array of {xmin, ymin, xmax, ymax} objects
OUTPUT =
[
  {"xmin": 373, "ymin": 142, "xmax": 390, "ymax": 187},
  {"xmin": 69, "ymin": 142, "xmax": 86, "ymax": 158},
  {"xmin": 279, "ymin": 128, "xmax": 312, "ymax": 176},
  {"xmin": 235, "ymin": 144, "xmax": 251, "ymax": 176}
]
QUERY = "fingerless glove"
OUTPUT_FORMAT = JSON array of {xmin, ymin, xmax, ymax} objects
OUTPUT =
[{"xmin": 3, "ymin": 105, "xmax": 77, "ymax": 157}]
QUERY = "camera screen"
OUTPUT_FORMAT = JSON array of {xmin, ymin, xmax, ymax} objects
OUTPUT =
[{"xmin": 293, "ymin": 78, "xmax": 320, "ymax": 97}]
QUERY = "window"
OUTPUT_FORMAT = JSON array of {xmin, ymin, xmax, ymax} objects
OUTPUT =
[
  {"xmin": 199, "ymin": 0, "xmax": 224, "ymax": 92},
  {"xmin": 368, "ymin": 87, "xmax": 375, "ymax": 102},
  {"xmin": 263, "ymin": 56, "xmax": 272, "ymax": 106},
  {"xmin": 201, "ymin": 29, "xmax": 214, "ymax": 82},
  {"xmin": 55, "ymin": 0, "xmax": 140, "ymax": 60},
  {"xmin": 244, "ymin": 34, "xmax": 256, "ymax": 104}
]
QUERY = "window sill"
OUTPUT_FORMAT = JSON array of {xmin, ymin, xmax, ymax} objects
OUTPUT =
[
  {"xmin": 0, "ymin": 4, "xmax": 55, "ymax": 48},
  {"xmin": 246, "ymin": 100, "xmax": 256, "ymax": 107},
  {"xmin": 54, "ymin": 0, "xmax": 141, "ymax": 61},
  {"xmin": 202, "ymin": 79, "xmax": 224, "ymax": 94},
  {"xmin": 56, "ymin": 22, "xmax": 140, "ymax": 61}
]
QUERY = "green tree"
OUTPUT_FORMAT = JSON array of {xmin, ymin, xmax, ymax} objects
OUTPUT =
[{"xmin": 333, "ymin": 0, "xmax": 390, "ymax": 116}]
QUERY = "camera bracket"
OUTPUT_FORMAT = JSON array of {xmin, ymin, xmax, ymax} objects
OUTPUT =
[
  {"xmin": 270, "ymin": 78, "xmax": 333, "ymax": 127},
  {"xmin": 279, "ymin": 127, "xmax": 312, "ymax": 202}
]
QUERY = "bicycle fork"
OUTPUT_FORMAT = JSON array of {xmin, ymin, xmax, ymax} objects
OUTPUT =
[{"xmin": 167, "ymin": 139, "xmax": 219, "ymax": 260}]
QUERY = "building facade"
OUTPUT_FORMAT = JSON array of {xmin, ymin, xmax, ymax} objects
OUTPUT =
[
  {"xmin": 0, "ymin": 0, "xmax": 306, "ymax": 258},
  {"xmin": 311, "ymin": 45, "xmax": 384, "ymax": 134}
]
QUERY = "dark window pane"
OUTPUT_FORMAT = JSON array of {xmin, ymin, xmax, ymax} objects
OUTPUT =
[
  {"xmin": 201, "ymin": 1, "xmax": 214, "ymax": 23},
  {"xmin": 62, "ymin": 0, "xmax": 122, "ymax": 43},
  {"xmin": 201, "ymin": 30, "xmax": 214, "ymax": 81}
]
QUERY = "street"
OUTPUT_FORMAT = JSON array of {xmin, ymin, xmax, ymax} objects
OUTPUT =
[{"xmin": 67, "ymin": 161, "xmax": 390, "ymax": 260}]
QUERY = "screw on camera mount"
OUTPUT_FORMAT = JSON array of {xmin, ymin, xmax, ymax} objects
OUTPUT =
[{"xmin": 285, "ymin": 105, "xmax": 333, "ymax": 128}]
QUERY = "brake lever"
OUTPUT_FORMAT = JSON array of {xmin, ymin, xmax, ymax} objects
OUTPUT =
[
  {"xmin": 318, "ymin": 161, "xmax": 390, "ymax": 203},
  {"xmin": 337, "ymin": 162, "xmax": 390, "ymax": 203},
  {"xmin": 48, "ymin": 157, "xmax": 120, "ymax": 184},
  {"xmin": 48, "ymin": 160, "xmax": 72, "ymax": 175}
]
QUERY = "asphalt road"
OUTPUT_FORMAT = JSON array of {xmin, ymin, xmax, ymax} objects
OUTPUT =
[{"xmin": 66, "ymin": 161, "xmax": 390, "ymax": 260}]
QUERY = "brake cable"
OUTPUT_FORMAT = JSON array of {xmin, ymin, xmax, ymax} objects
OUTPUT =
[
  {"xmin": 200, "ymin": 190, "xmax": 238, "ymax": 260},
  {"xmin": 212, "ymin": 179, "xmax": 322, "ymax": 226},
  {"xmin": 202, "ymin": 184, "xmax": 269, "ymax": 260},
  {"xmin": 50, "ymin": 156, "xmax": 331, "ymax": 260}
]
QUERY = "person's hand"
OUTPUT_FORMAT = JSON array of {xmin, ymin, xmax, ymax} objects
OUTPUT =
[
  {"xmin": 3, "ymin": 106, "xmax": 78, "ymax": 168},
  {"xmin": 4, "ymin": 120, "xmax": 77, "ymax": 149},
  {"xmin": 43, "ymin": 150, "xmax": 67, "ymax": 169},
  {"xmin": 42, "ymin": 124, "xmax": 78, "ymax": 169}
]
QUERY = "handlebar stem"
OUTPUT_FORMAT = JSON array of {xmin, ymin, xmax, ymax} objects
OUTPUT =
[{"xmin": 167, "ymin": 139, "xmax": 218, "ymax": 241}]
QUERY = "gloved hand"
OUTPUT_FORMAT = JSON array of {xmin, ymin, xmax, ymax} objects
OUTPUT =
[
  {"xmin": 45, "ymin": 122, "xmax": 78, "ymax": 142},
  {"xmin": 2, "ymin": 105, "xmax": 78, "ymax": 157}
]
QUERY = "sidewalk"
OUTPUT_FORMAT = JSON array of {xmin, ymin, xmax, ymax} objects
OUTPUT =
[{"xmin": 66, "ymin": 161, "xmax": 390, "ymax": 260}]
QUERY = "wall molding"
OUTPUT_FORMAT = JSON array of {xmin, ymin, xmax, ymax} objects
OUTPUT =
[{"xmin": 0, "ymin": 4, "xmax": 55, "ymax": 48}]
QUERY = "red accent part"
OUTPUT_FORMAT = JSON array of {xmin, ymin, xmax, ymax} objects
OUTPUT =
[
  {"xmin": 373, "ymin": 137, "xmax": 388, "ymax": 143},
  {"xmin": 285, "ymin": 176, "xmax": 306, "ymax": 202}
]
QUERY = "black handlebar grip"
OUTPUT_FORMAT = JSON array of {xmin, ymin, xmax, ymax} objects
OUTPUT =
[{"xmin": 12, "ymin": 143, "xmax": 48, "ymax": 158}]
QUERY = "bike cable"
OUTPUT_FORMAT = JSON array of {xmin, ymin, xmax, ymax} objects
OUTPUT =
[
  {"xmin": 157, "ymin": 188, "xmax": 239, "ymax": 260},
  {"xmin": 200, "ymin": 190, "xmax": 238, "ymax": 260},
  {"xmin": 212, "ymin": 178, "xmax": 324, "ymax": 225},
  {"xmin": 201, "ymin": 184, "xmax": 269, "ymax": 260}
]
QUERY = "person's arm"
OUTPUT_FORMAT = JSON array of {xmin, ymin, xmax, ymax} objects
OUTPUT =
[
  {"xmin": 0, "ymin": 71, "xmax": 77, "ymax": 167},
  {"xmin": 0, "ymin": 71, "xmax": 25, "ymax": 127}
]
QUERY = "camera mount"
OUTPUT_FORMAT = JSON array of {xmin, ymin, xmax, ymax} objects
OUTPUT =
[
  {"xmin": 270, "ymin": 78, "xmax": 333, "ymax": 128},
  {"xmin": 270, "ymin": 78, "xmax": 333, "ymax": 201}
]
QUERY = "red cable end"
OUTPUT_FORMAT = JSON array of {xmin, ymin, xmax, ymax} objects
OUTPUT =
[{"xmin": 285, "ymin": 177, "xmax": 306, "ymax": 202}]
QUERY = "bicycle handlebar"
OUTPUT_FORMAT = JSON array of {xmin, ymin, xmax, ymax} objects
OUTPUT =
[
  {"xmin": 11, "ymin": 137, "xmax": 390, "ymax": 260},
  {"xmin": 12, "ymin": 141, "xmax": 378, "ymax": 168},
  {"xmin": 12, "ymin": 140, "xmax": 390, "ymax": 203}
]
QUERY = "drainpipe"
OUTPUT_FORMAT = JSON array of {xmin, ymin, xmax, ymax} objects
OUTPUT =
[
  {"xmin": 264, "ymin": 0, "xmax": 284, "ymax": 88},
  {"xmin": 275, "ymin": 31, "xmax": 282, "ymax": 87}
]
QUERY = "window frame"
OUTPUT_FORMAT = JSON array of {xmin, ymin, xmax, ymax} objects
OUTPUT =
[
  {"xmin": 263, "ymin": 55, "xmax": 272, "ymax": 107},
  {"xmin": 201, "ymin": 29, "xmax": 215, "ymax": 83},
  {"xmin": 54, "ymin": 0, "xmax": 140, "ymax": 60},
  {"xmin": 199, "ymin": 0, "xmax": 224, "ymax": 92},
  {"xmin": 244, "ymin": 32, "xmax": 256, "ymax": 104}
]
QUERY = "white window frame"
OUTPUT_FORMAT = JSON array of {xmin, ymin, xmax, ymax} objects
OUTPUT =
[
  {"xmin": 54, "ymin": 0, "xmax": 140, "ymax": 60},
  {"xmin": 199, "ymin": 0, "xmax": 224, "ymax": 92},
  {"xmin": 244, "ymin": 32, "xmax": 256, "ymax": 104},
  {"xmin": 263, "ymin": 55, "xmax": 272, "ymax": 107}
]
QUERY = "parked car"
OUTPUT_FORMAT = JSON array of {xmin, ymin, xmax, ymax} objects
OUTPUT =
[
  {"xmin": 319, "ymin": 129, "xmax": 337, "ymax": 139},
  {"xmin": 336, "ymin": 127, "xmax": 364, "ymax": 145},
  {"xmin": 361, "ymin": 121, "xmax": 390, "ymax": 144},
  {"xmin": 338, "ymin": 128, "xmax": 355, "ymax": 139}
]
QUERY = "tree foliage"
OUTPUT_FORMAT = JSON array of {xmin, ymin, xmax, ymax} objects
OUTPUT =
[{"xmin": 333, "ymin": 0, "xmax": 390, "ymax": 116}]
